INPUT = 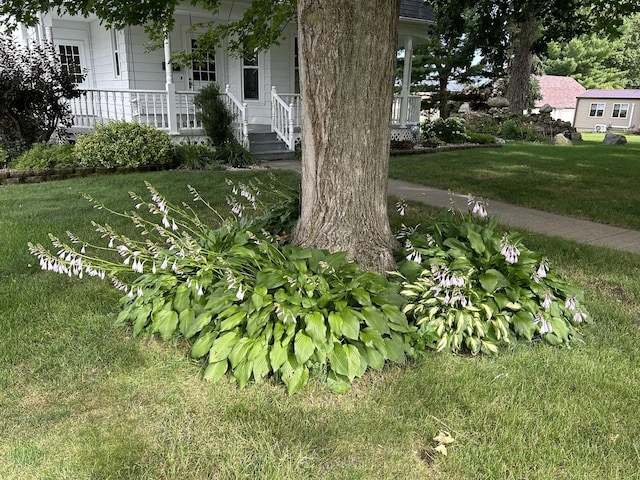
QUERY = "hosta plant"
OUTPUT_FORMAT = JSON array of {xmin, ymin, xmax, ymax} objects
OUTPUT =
[
  {"xmin": 394, "ymin": 196, "xmax": 589, "ymax": 355},
  {"xmin": 28, "ymin": 177, "xmax": 413, "ymax": 393}
]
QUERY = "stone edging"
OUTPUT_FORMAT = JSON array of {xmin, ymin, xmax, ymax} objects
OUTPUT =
[{"xmin": 0, "ymin": 165, "xmax": 164, "ymax": 186}]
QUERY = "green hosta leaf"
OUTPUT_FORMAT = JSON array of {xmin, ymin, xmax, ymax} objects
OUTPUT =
[
  {"xmin": 360, "ymin": 327, "xmax": 386, "ymax": 352},
  {"xmin": 152, "ymin": 309, "xmax": 179, "ymax": 340},
  {"xmin": 384, "ymin": 334, "xmax": 406, "ymax": 363},
  {"xmin": 210, "ymin": 331, "xmax": 241, "ymax": 364},
  {"xmin": 351, "ymin": 288, "xmax": 371, "ymax": 306},
  {"xmin": 294, "ymin": 331, "xmax": 315, "ymax": 365},
  {"xmin": 173, "ymin": 284, "xmax": 191, "ymax": 313},
  {"xmin": 252, "ymin": 351, "xmax": 270, "ymax": 384},
  {"xmin": 184, "ymin": 312, "xmax": 212, "ymax": 339},
  {"xmin": 281, "ymin": 355, "xmax": 309, "ymax": 394},
  {"xmin": 304, "ymin": 312, "xmax": 327, "ymax": 345},
  {"xmin": 362, "ymin": 306, "xmax": 390, "ymax": 335},
  {"xmin": 256, "ymin": 269, "xmax": 286, "ymax": 289},
  {"xmin": 220, "ymin": 311, "xmax": 246, "ymax": 332},
  {"xmin": 203, "ymin": 360, "xmax": 228, "ymax": 383},
  {"xmin": 228, "ymin": 337, "xmax": 253, "ymax": 368},
  {"xmin": 330, "ymin": 343, "xmax": 361, "ymax": 381},
  {"xmin": 381, "ymin": 304, "xmax": 413, "ymax": 333},
  {"xmin": 340, "ymin": 308, "xmax": 361, "ymax": 340},
  {"xmin": 365, "ymin": 347, "xmax": 385, "ymax": 371},
  {"xmin": 233, "ymin": 359, "xmax": 253, "ymax": 389},
  {"xmin": 480, "ymin": 269, "xmax": 510, "ymax": 294},
  {"xmin": 549, "ymin": 316, "xmax": 571, "ymax": 342},
  {"xmin": 327, "ymin": 371, "xmax": 351, "ymax": 394},
  {"xmin": 191, "ymin": 331, "xmax": 217, "ymax": 358},
  {"xmin": 269, "ymin": 340, "xmax": 288, "ymax": 372},
  {"xmin": 513, "ymin": 311, "xmax": 535, "ymax": 341},
  {"xmin": 132, "ymin": 304, "xmax": 152, "ymax": 336},
  {"xmin": 328, "ymin": 312, "xmax": 343, "ymax": 336},
  {"xmin": 467, "ymin": 229, "xmax": 486, "ymax": 254}
]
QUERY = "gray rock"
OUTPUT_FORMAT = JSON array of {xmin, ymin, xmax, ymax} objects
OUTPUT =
[
  {"xmin": 487, "ymin": 96, "xmax": 510, "ymax": 108},
  {"xmin": 458, "ymin": 102, "xmax": 472, "ymax": 114},
  {"xmin": 570, "ymin": 132, "xmax": 583, "ymax": 142},
  {"xmin": 553, "ymin": 133, "xmax": 572, "ymax": 146},
  {"xmin": 539, "ymin": 103, "xmax": 553, "ymax": 114},
  {"xmin": 603, "ymin": 133, "xmax": 627, "ymax": 145}
]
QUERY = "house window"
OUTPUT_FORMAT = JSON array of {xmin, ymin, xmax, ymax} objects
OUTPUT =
[
  {"xmin": 612, "ymin": 103, "xmax": 629, "ymax": 118},
  {"xmin": 110, "ymin": 30, "xmax": 120, "ymax": 78},
  {"xmin": 589, "ymin": 103, "xmax": 605, "ymax": 117},
  {"xmin": 243, "ymin": 52, "xmax": 259, "ymax": 100},
  {"xmin": 191, "ymin": 39, "xmax": 216, "ymax": 82},
  {"xmin": 58, "ymin": 44, "xmax": 83, "ymax": 83}
]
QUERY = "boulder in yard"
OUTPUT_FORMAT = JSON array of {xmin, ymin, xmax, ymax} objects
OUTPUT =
[
  {"xmin": 487, "ymin": 96, "xmax": 510, "ymax": 108},
  {"xmin": 603, "ymin": 133, "xmax": 627, "ymax": 145},
  {"xmin": 539, "ymin": 103, "xmax": 553, "ymax": 114},
  {"xmin": 553, "ymin": 133, "xmax": 572, "ymax": 146},
  {"xmin": 458, "ymin": 102, "xmax": 472, "ymax": 114}
]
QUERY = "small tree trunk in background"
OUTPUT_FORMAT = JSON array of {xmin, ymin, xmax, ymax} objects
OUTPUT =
[
  {"xmin": 293, "ymin": 0, "xmax": 400, "ymax": 273},
  {"xmin": 506, "ymin": 13, "xmax": 538, "ymax": 114}
]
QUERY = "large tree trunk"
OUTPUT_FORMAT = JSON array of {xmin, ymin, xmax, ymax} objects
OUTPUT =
[
  {"xmin": 505, "ymin": 13, "xmax": 537, "ymax": 114},
  {"xmin": 293, "ymin": 0, "xmax": 400, "ymax": 273}
]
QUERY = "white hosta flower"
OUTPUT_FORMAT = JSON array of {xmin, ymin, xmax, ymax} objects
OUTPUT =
[
  {"xmin": 500, "ymin": 234, "xmax": 520, "ymax": 264},
  {"xmin": 565, "ymin": 295, "xmax": 577, "ymax": 311},
  {"xmin": 396, "ymin": 199, "xmax": 407, "ymax": 217},
  {"xmin": 534, "ymin": 312, "xmax": 553, "ymax": 334},
  {"xmin": 542, "ymin": 291, "xmax": 554, "ymax": 310},
  {"xmin": 573, "ymin": 310, "xmax": 587, "ymax": 323},
  {"xmin": 406, "ymin": 250, "xmax": 422, "ymax": 264},
  {"xmin": 236, "ymin": 283, "xmax": 245, "ymax": 301}
]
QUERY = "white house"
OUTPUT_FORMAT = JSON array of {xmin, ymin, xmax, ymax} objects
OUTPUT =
[
  {"xmin": 532, "ymin": 75, "xmax": 586, "ymax": 125},
  {"xmin": 15, "ymin": 1, "xmax": 433, "ymax": 153}
]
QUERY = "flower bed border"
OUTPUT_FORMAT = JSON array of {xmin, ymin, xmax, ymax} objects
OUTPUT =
[{"xmin": 0, "ymin": 165, "xmax": 164, "ymax": 186}]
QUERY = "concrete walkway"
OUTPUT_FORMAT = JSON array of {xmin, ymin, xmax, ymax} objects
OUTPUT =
[{"xmin": 264, "ymin": 159, "xmax": 640, "ymax": 254}]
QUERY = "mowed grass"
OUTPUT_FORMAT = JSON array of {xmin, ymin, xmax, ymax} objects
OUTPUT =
[
  {"xmin": 390, "ymin": 134, "xmax": 640, "ymax": 230},
  {"xmin": 2, "ymin": 171, "xmax": 640, "ymax": 479}
]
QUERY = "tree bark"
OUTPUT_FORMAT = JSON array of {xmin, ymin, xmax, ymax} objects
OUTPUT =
[
  {"xmin": 505, "ymin": 13, "xmax": 538, "ymax": 114},
  {"xmin": 293, "ymin": 0, "xmax": 400, "ymax": 273}
]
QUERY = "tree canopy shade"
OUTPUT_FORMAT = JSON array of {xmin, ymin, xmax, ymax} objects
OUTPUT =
[
  {"xmin": 433, "ymin": 0, "xmax": 640, "ymax": 112},
  {"xmin": 1, "ymin": 0, "xmax": 402, "ymax": 272}
]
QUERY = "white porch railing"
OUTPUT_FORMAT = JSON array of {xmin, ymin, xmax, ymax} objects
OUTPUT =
[
  {"xmin": 221, "ymin": 85, "xmax": 249, "ymax": 148},
  {"xmin": 391, "ymin": 95, "xmax": 422, "ymax": 126},
  {"xmin": 69, "ymin": 88, "xmax": 205, "ymax": 131},
  {"xmin": 271, "ymin": 87, "xmax": 302, "ymax": 151},
  {"xmin": 68, "ymin": 88, "xmax": 419, "ymax": 149}
]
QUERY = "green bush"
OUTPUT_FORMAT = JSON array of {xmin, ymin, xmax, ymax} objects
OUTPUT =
[
  {"xmin": 194, "ymin": 84, "xmax": 234, "ymax": 147},
  {"xmin": 422, "ymin": 117, "xmax": 470, "ymax": 144},
  {"xmin": 467, "ymin": 132, "xmax": 497, "ymax": 145},
  {"xmin": 466, "ymin": 115, "xmax": 501, "ymax": 136},
  {"xmin": 173, "ymin": 143, "xmax": 224, "ymax": 170},
  {"xmin": 29, "ymin": 179, "xmax": 412, "ymax": 394},
  {"xmin": 10, "ymin": 143, "xmax": 77, "ymax": 170},
  {"xmin": 75, "ymin": 121, "xmax": 174, "ymax": 168},
  {"xmin": 28, "ymin": 182, "xmax": 590, "ymax": 393},
  {"xmin": 500, "ymin": 118, "xmax": 545, "ymax": 142},
  {"xmin": 395, "ymin": 200, "xmax": 589, "ymax": 355},
  {"xmin": 211, "ymin": 141, "xmax": 255, "ymax": 168}
]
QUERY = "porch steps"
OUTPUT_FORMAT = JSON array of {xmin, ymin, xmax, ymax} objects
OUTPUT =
[{"xmin": 248, "ymin": 132, "xmax": 296, "ymax": 162}]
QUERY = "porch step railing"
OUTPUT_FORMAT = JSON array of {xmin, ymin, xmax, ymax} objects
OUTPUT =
[
  {"xmin": 221, "ymin": 85, "xmax": 249, "ymax": 148},
  {"xmin": 271, "ymin": 87, "xmax": 301, "ymax": 151}
]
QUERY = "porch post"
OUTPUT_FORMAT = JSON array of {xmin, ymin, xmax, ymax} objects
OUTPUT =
[
  {"xmin": 164, "ymin": 36, "xmax": 179, "ymax": 135},
  {"xmin": 399, "ymin": 36, "xmax": 413, "ymax": 128}
]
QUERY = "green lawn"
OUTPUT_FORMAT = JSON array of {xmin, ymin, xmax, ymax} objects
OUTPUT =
[
  {"xmin": 390, "ymin": 137, "xmax": 640, "ymax": 230},
  {"xmin": 2, "ymin": 170, "xmax": 640, "ymax": 479}
]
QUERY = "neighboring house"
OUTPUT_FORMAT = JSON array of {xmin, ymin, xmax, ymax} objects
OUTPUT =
[
  {"xmin": 532, "ymin": 75, "xmax": 586, "ymax": 125},
  {"xmin": 573, "ymin": 90, "xmax": 640, "ymax": 133},
  {"xmin": 15, "ymin": 1, "xmax": 434, "ymax": 154}
]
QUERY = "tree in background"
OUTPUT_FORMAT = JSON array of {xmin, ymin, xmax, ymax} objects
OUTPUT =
[
  {"xmin": 619, "ymin": 13, "xmax": 640, "ymax": 89},
  {"xmin": 1, "ymin": 0, "xmax": 400, "ymax": 272},
  {"xmin": 0, "ymin": 35, "xmax": 82, "ymax": 160},
  {"xmin": 398, "ymin": 3, "xmax": 486, "ymax": 119},
  {"xmin": 436, "ymin": 0, "xmax": 640, "ymax": 113}
]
